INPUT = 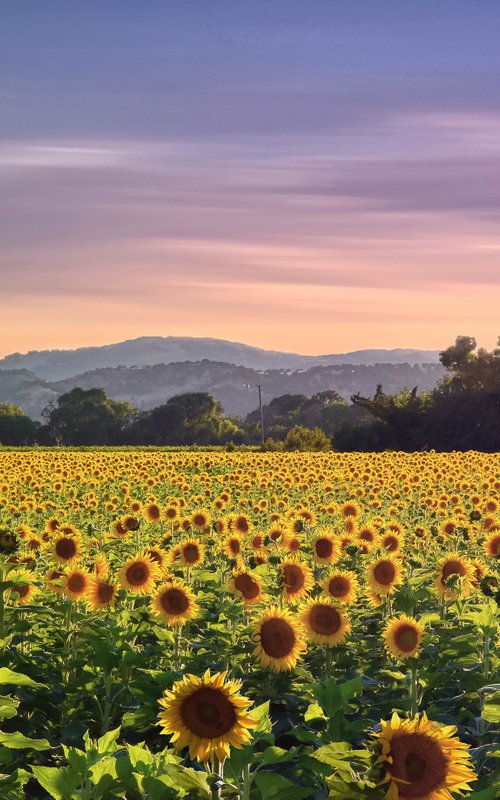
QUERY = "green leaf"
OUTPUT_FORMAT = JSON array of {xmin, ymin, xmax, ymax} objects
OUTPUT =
[
  {"xmin": 258, "ymin": 746, "xmax": 297, "ymax": 765},
  {"xmin": 0, "ymin": 731, "xmax": 50, "ymax": 750},
  {"xmin": 96, "ymin": 726, "xmax": 121, "ymax": 755},
  {"xmin": 304, "ymin": 702, "xmax": 326, "ymax": 722},
  {"xmin": 482, "ymin": 692, "xmax": 500, "ymax": 723},
  {"xmin": 0, "ymin": 668, "xmax": 45, "ymax": 688},
  {"xmin": 254, "ymin": 771, "xmax": 311, "ymax": 800},
  {"xmin": 0, "ymin": 695, "xmax": 19, "ymax": 722},
  {"xmin": 249, "ymin": 700, "xmax": 272, "ymax": 734},
  {"xmin": 163, "ymin": 764, "xmax": 210, "ymax": 797},
  {"xmin": 314, "ymin": 676, "xmax": 362, "ymax": 717},
  {"xmin": 31, "ymin": 765, "xmax": 79, "ymax": 800}
]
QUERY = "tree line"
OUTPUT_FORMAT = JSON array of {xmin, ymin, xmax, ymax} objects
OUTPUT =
[{"xmin": 0, "ymin": 336, "xmax": 499, "ymax": 450}]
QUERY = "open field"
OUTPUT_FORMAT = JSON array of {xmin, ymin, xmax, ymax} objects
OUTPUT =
[{"xmin": 0, "ymin": 450, "xmax": 498, "ymax": 799}]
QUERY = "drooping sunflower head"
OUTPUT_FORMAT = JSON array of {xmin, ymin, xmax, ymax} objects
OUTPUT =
[
  {"xmin": 279, "ymin": 557, "xmax": 314, "ymax": 603},
  {"xmin": 151, "ymin": 580, "xmax": 199, "ymax": 627},
  {"xmin": 322, "ymin": 569, "xmax": 359, "ymax": 605},
  {"xmin": 367, "ymin": 557, "xmax": 403, "ymax": 596},
  {"xmin": 311, "ymin": 530, "xmax": 340, "ymax": 565},
  {"xmin": 383, "ymin": 615, "xmax": 424, "ymax": 661},
  {"xmin": 158, "ymin": 670, "xmax": 256, "ymax": 763},
  {"xmin": 253, "ymin": 606, "xmax": 307, "ymax": 672},
  {"xmin": 228, "ymin": 570, "xmax": 264, "ymax": 606},
  {"xmin": 375, "ymin": 711, "xmax": 476, "ymax": 800},
  {"xmin": 118, "ymin": 552, "xmax": 161, "ymax": 594},
  {"xmin": 300, "ymin": 600, "xmax": 350, "ymax": 646}
]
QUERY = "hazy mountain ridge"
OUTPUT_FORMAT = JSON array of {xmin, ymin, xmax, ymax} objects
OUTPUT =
[
  {"xmin": 0, "ymin": 359, "xmax": 445, "ymax": 420},
  {"xmin": 0, "ymin": 336, "xmax": 441, "ymax": 381}
]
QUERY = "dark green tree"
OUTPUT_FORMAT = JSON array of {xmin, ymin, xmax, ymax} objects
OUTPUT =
[
  {"xmin": 43, "ymin": 388, "xmax": 136, "ymax": 445},
  {"xmin": 0, "ymin": 404, "xmax": 37, "ymax": 445}
]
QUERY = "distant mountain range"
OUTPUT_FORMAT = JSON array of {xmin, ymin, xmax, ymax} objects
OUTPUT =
[
  {"xmin": 0, "ymin": 336, "xmax": 440, "ymax": 380},
  {"xmin": 0, "ymin": 337, "xmax": 445, "ymax": 420}
]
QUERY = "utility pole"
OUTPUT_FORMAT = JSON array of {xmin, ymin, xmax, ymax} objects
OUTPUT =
[{"xmin": 257, "ymin": 383, "xmax": 265, "ymax": 447}]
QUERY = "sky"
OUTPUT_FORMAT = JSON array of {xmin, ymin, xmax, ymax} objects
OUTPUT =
[{"xmin": 1, "ymin": 0, "xmax": 500, "ymax": 358}]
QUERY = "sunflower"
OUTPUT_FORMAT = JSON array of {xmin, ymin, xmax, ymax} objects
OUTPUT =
[
  {"xmin": 86, "ymin": 578, "xmax": 118, "ymax": 611},
  {"xmin": 384, "ymin": 615, "xmax": 424, "ymax": 660},
  {"xmin": 179, "ymin": 538, "xmax": 206, "ymax": 567},
  {"xmin": 434, "ymin": 554, "xmax": 474, "ymax": 600},
  {"xmin": 63, "ymin": 568, "xmax": 91, "ymax": 601},
  {"xmin": 322, "ymin": 569, "xmax": 359, "ymax": 605},
  {"xmin": 144, "ymin": 503, "xmax": 161, "ymax": 523},
  {"xmin": 279, "ymin": 557, "xmax": 314, "ymax": 604},
  {"xmin": 50, "ymin": 532, "xmax": 82, "ymax": 565},
  {"xmin": 367, "ymin": 557, "xmax": 403, "ymax": 596},
  {"xmin": 144, "ymin": 546, "xmax": 168, "ymax": 572},
  {"xmin": 300, "ymin": 600, "xmax": 350, "ymax": 646},
  {"xmin": 44, "ymin": 567, "xmax": 65, "ymax": 596},
  {"xmin": 231, "ymin": 514, "xmax": 252, "ymax": 536},
  {"xmin": 484, "ymin": 531, "xmax": 500, "ymax": 558},
  {"xmin": 151, "ymin": 580, "xmax": 199, "ymax": 627},
  {"xmin": 221, "ymin": 533, "xmax": 242, "ymax": 559},
  {"xmin": 191, "ymin": 509, "xmax": 212, "ymax": 530},
  {"xmin": 228, "ymin": 570, "xmax": 264, "ymax": 606},
  {"xmin": 375, "ymin": 711, "xmax": 476, "ymax": 800},
  {"xmin": 253, "ymin": 606, "xmax": 307, "ymax": 671},
  {"xmin": 6, "ymin": 569, "xmax": 38, "ymax": 605},
  {"xmin": 380, "ymin": 532, "xmax": 404, "ymax": 554},
  {"xmin": 311, "ymin": 531, "xmax": 340, "ymax": 565},
  {"xmin": 118, "ymin": 552, "xmax": 161, "ymax": 594},
  {"xmin": 158, "ymin": 670, "xmax": 255, "ymax": 763}
]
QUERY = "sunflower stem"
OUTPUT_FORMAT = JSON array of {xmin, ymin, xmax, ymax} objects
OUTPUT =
[{"xmin": 409, "ymin": 662, "xmax": 419, "ymax": 717}]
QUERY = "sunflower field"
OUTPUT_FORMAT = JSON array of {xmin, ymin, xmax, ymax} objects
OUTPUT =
[{"xmin": 0, "ymin": 449, "xmax": 498, "ymax": 800}]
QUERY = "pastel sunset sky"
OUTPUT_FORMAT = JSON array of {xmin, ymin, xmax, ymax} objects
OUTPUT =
[{"xmin": 1, "ymin": 1, "xmax": 500, "ymax": 357}]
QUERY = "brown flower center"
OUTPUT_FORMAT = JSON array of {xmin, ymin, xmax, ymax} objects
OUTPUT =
[
  {"xmin": 228, "ymin": 538, "xmax": 241, "ymax": 555},
  {"xmin": 181, "ymin": 687, "xmax": 236, "ymax": 739},
  {"xmin": 160, "ymin": 588, "xmax": 189, "ymax": 615},
  {"xmin": 440, "ymin": 560, "xmax": 466, "ymax": 584},
  {"xmin": 373, "ymin": 560, "xmax": 396, "ymax": 585},
  {"xmin": 68, "ymin": 573, "xmax": 86, "ymax": 593},
  {"xmin": 234, "ymin": 573, "xmax": 260, "ymax": 600},
  {"xmin": 282, "ymin": 564, "xmax": 305, "ymax": 593},
  {"xmin": 309, "ymin": 604, "xmax": 341, "ymax": 636},
  {"xmin": 97, "ymin": 583, "xmax": 115, "ymax": 603},
  {"xmin": 183, "ymin": 544, "xmax": 200, "ymax": 563},
  {"xmin": 383, "ymin": 535, "xmax": 399, "ymax": 552},
  {"xmin": 126, "ymin": 563, "xmax": 148, "ymax": 585},
  {"xmin": 327, "ymin": 575, "xmax": 350, "ymax": 598},
  {"xmin": 55, "ymin": 537, "xmax": 77, "ymax": 560},
  {"xmin": 394, "ymin": 624, "xmax": 418, "ymax": 652},
  {"xmin": 235, "ymin": 517, "xmax": 249, "ymax": 534},
  {"xmin": 389, "ymin": 732, "xmax": 448, "ymax": 798},
  {"xmin": 260, "ymin": 617, "xmax": 296, "ymax": 658},
  {"xmin": 192, "ymin": 514, "xmax": 206, "ymax": 528},
  {"xmin": 315, "ymin": 538, "xmax": 333, "ymax": 559}
]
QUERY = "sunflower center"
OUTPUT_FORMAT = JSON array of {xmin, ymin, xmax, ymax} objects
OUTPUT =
[
  {"xmin": 126, "ymin": 563, "xmax": 148, "ymax": 585},
  {"xmin": 441, "ymin": 560, "xmax": 466, "ymax": 584},
  {"xmin": 373, "ymin": 561, "xmax": 396, "ymax": 585},
  {"xmin": 192, "ymin": 515, "xmax": 206, "ymax": 527},
  {"xmin": 68, "ymin": 574, "xmax": 86, "ymax": 593},
  {"xmin": 16, "ymin": 584, "xmax": 30, "ymax": 599},
  {"xmin": 97, "ymin": 583, "xmax": 114, "ymax": 603},
  {"xmin": 183, "ymin": 544, "xmax": 199, "ymax": 563},
  {"xmin": 328, "ymin": 576, "xmax": 349, "ymax": 598},
  {"xmin": 315, "ymin": 539, "xmax": 333, "ymax": 558},
  {"xmin": 55, "ymin": 538, "xmax": 77, "ymax": 560},
  {"xmin": 283, "ymin": 564, "xmax": 305, "ymax": 592},
  {"xmin": 394, "ymin": 624, "xmax": 418, "ymax": 652},
  {"xmin": 160, "ymin": 588, "xmax": 189, "ymax": 614},
  {"xmin": 235, "ymin": 518, "xmax": 249, "ymax": 533},
  {"xmin": 229, "ymin": 539, "xmax": 241, "ymax": 555},
  {"xmin": 181, "ymin": 687, "xmax": 237, "ymax": 739},
  {"xmin": 309, "ymin": 604, "xmax": 341, "ymax": 635},
  {"xmin": 383, "ymin": 536, "xmax": 399, "ymax": 551},
  {"xmin": 260, "ymin": 617, "xmax": 296, "ymax": 658},
  {"xmin": 234, "ymin": 573, "xmax": 260, "ymax": 599},
  {"xmin": 389, "ymin": 732, "xmax": 448, "ymax": 798}
]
